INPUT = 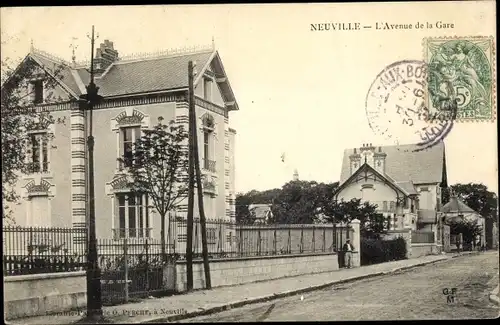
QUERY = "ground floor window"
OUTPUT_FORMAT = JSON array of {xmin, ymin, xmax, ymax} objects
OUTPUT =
[{"xmin": 116, "ymin": 193, "xmax": 149, "ymax": 238}]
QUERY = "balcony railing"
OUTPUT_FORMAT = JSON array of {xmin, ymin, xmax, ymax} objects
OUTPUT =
[
  {"xmin": 112, "ymin": 228, "xmax": 153, "ymax": 240},
  {"xmin": 203, "ymin": 159, "xmax": 217, "ymax": 173},
  {"xmin": 367, "ymin": 200, "xmax": 398, "ymax": 213},
  {"xmin": 202, "ymin": 178, "xmax": 217, "ymax": 196}
]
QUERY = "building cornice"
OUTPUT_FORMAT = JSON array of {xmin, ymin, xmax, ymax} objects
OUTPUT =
[{"xmin": 11, "ymin": 90, "xmax": 229, "ymax": 118}]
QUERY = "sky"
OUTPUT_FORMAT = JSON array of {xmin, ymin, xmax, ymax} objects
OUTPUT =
[{"xmin": 1, "ymin": 3, "xmax": 497, "ymax": 194}]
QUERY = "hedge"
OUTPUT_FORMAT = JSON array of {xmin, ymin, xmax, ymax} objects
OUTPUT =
[{"xmin": 360, "ymin": 237, "xmax": 407, "ymax": 266}]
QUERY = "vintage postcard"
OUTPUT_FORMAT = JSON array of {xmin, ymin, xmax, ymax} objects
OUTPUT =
[{"xmin": 1, "ymin": 2, "xmax": 498, "ymax": 323}]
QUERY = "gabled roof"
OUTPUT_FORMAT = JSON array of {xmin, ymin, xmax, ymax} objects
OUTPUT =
[
  {"xmin": 340, "ymin": 141, "xmax": 445, "ymax": 185},
  {"xmin": 333, "ymin": 162, "xmax": 412, "ymax": 198},
  {"xmin": 30, "ymin": 52, "xmax": 81, "ymax": 99},
  {"xmin": 395, "ymin": 181, "xmax": 418, "ymax": 195},
  {"xmin": 442, "ymin": 196, "xmax": 477, "ymax": 214},
  {"xmin": 12, "ymin": 47, "xmax": 239, "ymax": 111}
]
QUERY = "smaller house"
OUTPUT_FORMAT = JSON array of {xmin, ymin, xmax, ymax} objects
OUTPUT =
[
  {"xmin": 442, "ymin": 196, "xmax": 486, "ymax": 246},
  {"xmin": 333, "ymin": 142, "xmax": 448, "ymax": 232},
  {"xmin": 248, "ymin": 204, "xmax": 273, "ymax": 224}
]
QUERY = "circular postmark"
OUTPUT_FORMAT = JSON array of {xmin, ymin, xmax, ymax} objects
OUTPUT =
[{"xmin": 365, "ymin": 60, "xmax": 456, "ymax": 152}]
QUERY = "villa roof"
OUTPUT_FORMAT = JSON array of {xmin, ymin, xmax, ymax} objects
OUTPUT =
[
  {"xmin": 9, "ymin": 45, "xmax": 239, "ymax": 110},
  {"xmin": 395, "ymin": 181, "xmax": 418, "ymax": 195},
  {"xmin": 340, "ymin": 142, "xmax": 446, "ymax": 185},
  {"xmin": 442, "ymin": 197, "xmax": 477, "ymax": 214},
  {"xmin": 333, "ymin": 162, "xmax": 414, "ymax": 198},
  {"xmin": 249, "ymin": 204, "xmax": 273, "ymax": 220}
]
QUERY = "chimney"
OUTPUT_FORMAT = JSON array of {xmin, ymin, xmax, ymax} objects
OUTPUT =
[
  {"xmin": 374, "ymin": 145, "xmax": 387, "ymax": 174},
  {"xmin": 94, "ymin": 40, "xmax": 119, "ymax": 74}
]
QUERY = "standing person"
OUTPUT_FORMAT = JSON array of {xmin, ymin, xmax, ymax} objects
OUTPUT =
[{"xmin": 343, "ymin": 239, "xmax": 354, "ymax": 268}]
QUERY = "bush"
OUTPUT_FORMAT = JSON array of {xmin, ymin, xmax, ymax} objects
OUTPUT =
[{"xmin": 361, "ymin": 237, "xmax": 407, "ymax": 266}]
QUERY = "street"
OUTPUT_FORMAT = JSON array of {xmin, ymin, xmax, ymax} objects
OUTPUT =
[{"xmin": 180, "ymin": 252, "xmax": 499, "ymax": 321}]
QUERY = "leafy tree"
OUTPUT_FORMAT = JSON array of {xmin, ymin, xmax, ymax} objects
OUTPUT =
[
  {"xmin": 235, "ymin": 188, "xmax": 281, "ymax": 224},
  {"xmin": 270, "ymin": 180, "xmax": 339, "ymax": 224},
  {"xmin": 119, "ymin": 118, "xmax": 188, "ymax": 261},
  {"xmin": 235, "ymin": 181, "xmax": 339, "ymax": 225},
  {"xmin": 447, "ymin": 218, "xmax": 483, "ymax": 248},
  {"xmin": 320, "ymin": 198, "xmax": 388, "ymax": 239},
  {"xmin": 235, "ymin": 193, "xmax": 256, "ymax": 225},
  {"xmin": 1, "ymin": 53, "xmax": 65, "ymax": 224},
  {"xmin": 443, "ymin": 183, "xmax": 498, "ymax": 220}
]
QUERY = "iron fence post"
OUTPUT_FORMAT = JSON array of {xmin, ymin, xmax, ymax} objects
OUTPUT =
[
  {"xmin": 239, "ymin": 227, "xmax": 243, "ymax": 257},
  {"xmin": 257, "ymin": 227, "xmax": 261, "ymax": 256},
  {"xmin": 218, "ymin": 221, "xmax": 223, "ymax": 257},
  {"xmin": 300, "ymin": 226, "xmax": 304, "ymax": 253},
  {"xmin": 312, "ymin": 226, "xmax": 315, "ymax": 253},
  {"xmin": 287, "ymin": 228, "xmax": 291, "ymax": 254},
  {"xmin": 124, "ymin": 237, "xmax": 129, "ymax": 304},
  {"xmin": 273, "ymin": 227, "xmax": 277, "ymax": 255},
  {"xmin": 323, "ymin": 228, "xmax": 326, "ymax": 252},
  {"xmin": 145, "ymin": 238, "xmax": 150, "ymax": 293}
]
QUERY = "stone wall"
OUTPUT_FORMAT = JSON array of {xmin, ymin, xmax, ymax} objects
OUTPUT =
[
  {"xmin": 175, "ymin": 253, "xmax": 340, "ymax": 292},
  {"xmin": 4, "ymin": 271, "xmax": 86, "ymax": 320},
  {"xmin": 410, "ymin": 243, "xmax": 439, "ymax": 258}
]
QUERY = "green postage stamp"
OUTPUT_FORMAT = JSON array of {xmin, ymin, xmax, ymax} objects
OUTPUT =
[{"xmin": 423, "ymin": 36, "xmax": 496, "ymax": 122}]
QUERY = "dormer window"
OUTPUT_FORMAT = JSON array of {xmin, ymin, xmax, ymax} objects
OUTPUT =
[{"xmin": 30, "ymin": 79, "xmax": 44, "ymax": 104}]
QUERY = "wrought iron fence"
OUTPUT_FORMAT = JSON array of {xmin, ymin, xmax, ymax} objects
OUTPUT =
[
  {"xmin": 98, "ymin": 235, "xmax": 170, "ymax": 306},
  {"xmin": 166, "ymin": 217, "xmax": 350, "ymax": 259},
  {"xmin": 3, "ymin": 226, "xmax": 87, "ymax": 276}
]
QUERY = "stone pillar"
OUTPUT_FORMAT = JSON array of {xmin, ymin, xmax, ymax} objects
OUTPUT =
[
  {"xmin": 223, "ymin": 117, "xmax": 231, "ymax": 222},
  {"xmin": 70, "ymin": 108, "xmax": 87, "ymax": 246},
  {"xmin": 351, "ymin": 219, "xmax": 361, "ymax": 267},
  {"xmin": 174, "ymin": 101, "xmax": 190, "ymax": 254}
]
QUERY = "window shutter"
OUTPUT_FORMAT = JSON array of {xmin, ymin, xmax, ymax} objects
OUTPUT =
[
  {"xmin": 118, "ymin": 129, "xmax": 124, "ymax": 169},
  {"xmin": 134, "ymin": 127, "xmax": 141, "ymax": 142}
]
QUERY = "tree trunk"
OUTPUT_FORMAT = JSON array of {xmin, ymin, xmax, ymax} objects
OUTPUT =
[{"xmin": 161, "ymin": 213, "xmax": 166, "ymax": 262}]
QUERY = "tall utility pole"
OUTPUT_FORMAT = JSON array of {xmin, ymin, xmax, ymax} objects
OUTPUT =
[
  {"xmin": 189, "ymin": 62, "xmax": 212, "ymax": 289},
  {"xmin": 186, "ymin": 61, "xmax": 195, "ymax": 291},
  {"xmin": 80, "ymin": 25, "xmax": 103, "ymax": 320}
]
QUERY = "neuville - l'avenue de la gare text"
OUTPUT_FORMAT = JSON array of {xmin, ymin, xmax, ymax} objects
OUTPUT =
[{"xmin": 310, "ymin": 22, "xmax": 422, "ymax": 31}]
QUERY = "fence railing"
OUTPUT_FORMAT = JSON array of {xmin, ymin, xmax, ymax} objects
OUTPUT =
[
  {"xmin": 98, "ymin": 237, "xmax": 168, "ymax": 305},
  {"xmin": 411, "ymin": 230, "xmax": 435, "ymax": 244},
  {"xmin": 3, "ymin": 226, "xmax": 87, "ymax": 276},
  {"xmin": 111, "ymin": 228, "xmax": 153, "ymax": 240},
  {"xmin": 166, "ymin": 217, "xmax": 352, "ymax": 259}
]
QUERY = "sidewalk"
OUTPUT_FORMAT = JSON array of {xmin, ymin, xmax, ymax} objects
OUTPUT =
[{"xmin": 8, "ymin": 253, "xmax": 468, "ymax": 324}]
